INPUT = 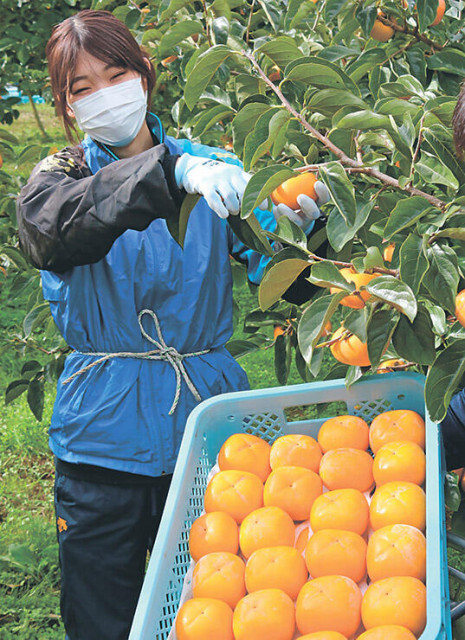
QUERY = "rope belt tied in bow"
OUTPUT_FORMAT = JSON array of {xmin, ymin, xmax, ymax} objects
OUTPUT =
[{"xmin": 62, "ymin": 309, "xmax": 210, "ymax": 415}]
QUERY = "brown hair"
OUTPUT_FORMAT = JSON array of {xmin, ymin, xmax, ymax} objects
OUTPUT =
[
  {"xmin": 453, "ymin": 82, "xmax": 465, "ymax": 159},
  {"xmin": 46, "ymin": 9, "xmax": 156, "ymax": 142}
]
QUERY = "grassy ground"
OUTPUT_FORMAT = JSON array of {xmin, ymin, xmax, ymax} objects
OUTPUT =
[{"xmin": 1, "ymin": 104, "xmax": 465, "ymax": 639}]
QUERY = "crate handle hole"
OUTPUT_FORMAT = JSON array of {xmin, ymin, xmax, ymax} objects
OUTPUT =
[{"xmin": 284, "ymin": 400, "xmax": 348, "ymax": 423}]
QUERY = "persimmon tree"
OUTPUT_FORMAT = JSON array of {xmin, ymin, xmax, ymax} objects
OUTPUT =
[
  {"xmin": 122, "ymin": 0, "xmax": 465, "ymax": 425},
  {"xmin": 2, "ymin": 0, "xmax": 465, "ymax": 428}
]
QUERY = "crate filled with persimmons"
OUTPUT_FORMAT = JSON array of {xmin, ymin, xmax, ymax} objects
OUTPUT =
[{"xmin": 175, "ymin": 409, "xmax": 427, "ymax": 640}]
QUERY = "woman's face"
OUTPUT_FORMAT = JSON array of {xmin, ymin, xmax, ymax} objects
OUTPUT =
[{"xmin": 67, "ymin": 49, "xmax": 146, "ymax": 109}]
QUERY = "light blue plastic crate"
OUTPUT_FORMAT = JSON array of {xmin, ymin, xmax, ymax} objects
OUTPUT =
[{"xmin": 130, "ymin": 372, "xmax": 452, "ymax": 640}]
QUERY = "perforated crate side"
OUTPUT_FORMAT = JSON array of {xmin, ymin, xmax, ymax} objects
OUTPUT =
[{"xmin": 152, "ymin": 446, "xmax": 211, "ymax": 639}]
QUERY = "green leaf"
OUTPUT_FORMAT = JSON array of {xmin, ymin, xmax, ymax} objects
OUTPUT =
[
  {"xmin": 326, "ymin": 201, "xmax": 374, "ymax": 253},
  {"xmin": 212, "ymin": 16, "xmax": 229, "ymax": 45},
  {"xmin": 184, "ymin": 45, "xmax": 235, "ymax": 110},
  {"xmin": 399, "ymin": 113, "xmax": 415, "ymax": 150},
  {"xmin": 344, "ymin": 307, "xmax": 369, "ymax": 343},
  {"xmin": 284, "ymin": 57, "xmax": 359, "ymax": 94},
  {"xmin": 257, "ymin": 0, "xmax": 280, "ymax": 30},
  {"xmin": 427, "ymin": 49, "xmax": 465, "ymax": 76},
  {"xmin": 415, "ymin": 155, "xmax": 459, "ymax": 190},
  {"xmin": 234, "ymin": 75, "xmax": 266, "ymax": 103},
  {"xmin": 192, "ymin": 105, "xmax": 234, "ymax": 138},
  {"xmin": 159, "ymin": 21, "xmax": 203, "ymax": 55},
  {"xmin": 424, "ymin": 300, "xmax": 447, "ymax": 335},
  {"xmin": 309, "ymin": 347, "xmax": 325, "ymax": 378},
  {"xmin": 367, "ymin": 308, "xmax": 400, "ymax": 370},
  {"xmin": 243, "ymin": 108, "xmax": 290, "ymax": 170},
  {"xmin": 383, "ymin": 197, "xmax": 433, "ymax": 241},
  {"xmin": 23, "ymin": 303, "xmax": 51, "ymax": 338},
  {"xmin": 423, "ymin": 126, "xmax": 465, "ymax": 185},
  {"xmin": 434, "ymin": 228, "xmax": 465, "ymax": 241},
  {"xmin": 416, "ymin": 0, "xmax": 441, "ymax": 31},
  {"xmin": 274, "ymin": 333, "xmax": 292, "ymax": 385},
  {"xmin": 21, "ymin": 360, "xmax": 42, "ymax": 380},
  {"xmin": 423, "ymin": 243, "xmax": 459, "ymax": 314},
  {"xmin": 306, "ymin": 89, "xmax": 368, "ymax": 117},
  {"xmin": 308, "ymin": 261, "xmax": 354, "ymax": 291},
  {"xmin": 425, "ymin": 339, "xmax": 465, "ymax": 422},
  {"xmin": 335, "ymin": 110, "xmax": 392, "ymax": 131},
  {"xmin": 27, "ymin": 378, "xmax": 44, "ymax": 422},
  {"xmin": 228, "ymin": 212, "xmax": 274, "ymax": 258},
  {"xmin": 259, "ymin": 258, "xmax": 310, "ymax": 311},
  {"xmin": 345, "ymin": 365, "xmax": 363, "ymax": 388},
  {"xmin": 445, "ymin": 472, "xmax": 462, "ymax": 512},
  {"xmin": 355, "ymin": 3, "xmax": 378, "ymax": 36},
  {"xmin": 406, "ymin": 48, "xmax": 427, "ymax": 86},
  {"xmin": 232, "ymin": 102, "xmax": 270, "ymax": 156},
  {"xmin": 256, "ymin": 37, "xmax": 302, "ymax": 70},
  {"xmin": 318, "ymin": 162, "xmax": 356, "ymax": 225},
  {"xmin": 345, "ymin": 49, "xmax": 387, "ymax": 83},
  {"xmin": 392, "ymin": 305, "xmax": 436, "ymax": 365},
  {"xmin": 451, "ymin": 499, "xmax": 465, "ymax": 537},
  {"xmin": 398, "ymin": 75, "xmax": 427, "ymax": 99},
  {"xmin": 18, "ymin": 144, "xmax": 42, "ymax": 163},
  {"xmin": 244, "ymin": 309, "xmax": 287, "ymax": 331},
  {"xmin": 424, "ymin": 97, "xmax": 456, "ymax": 128},
  {"xmin": 265, "ymin": 216, "xmax": 308, "ymax": 250},
  {"xmin": 5, "ymin": 379, "xmax": 29, "ymax": 405},
  {"xmin": 297, "ymin": 292, "xmax": 347, "ymax": 364},
  {"xmin": 325, "ymin": 0, "xmax": 349, "ymax": 22},
  {"xmin": 375, "ymin": 98, "xmax": 422, "ymax": 118},
  {"xmin": 159, "ymin": 0, "xmax": 193, "ymax": 20},
  {"xmin": 365, "ymin": 276, "xmax": 418, "ymax": 322},
  {"xmin": 226, "ymin": 335, "xmax": 268, "ymax": 358},
  {"xmin": 399, "ymin": 234, "xmax": 429, "ymax": 296},
  {"xmin": 0, "ymin": 245, "xmax": 30, "ymax": 271},
  {"xmin": 166, "ymin": 194, "xmax": 200, "ymax": 249},
  {"xmin": 241, "ymin": 165, "xmax": 294, "ymax": 219},
  {"xmin": 0, "ymin": 128, "xmax": 19, "ymax": 145},
  {"xmin": 364, "ymin": 246, "xmax": 384, "ymax": 271}
]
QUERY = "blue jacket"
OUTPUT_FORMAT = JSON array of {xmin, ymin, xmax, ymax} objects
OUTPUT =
[{"xmin": 24, "ymin": 117, "xmax": 279, "ymax": 476}]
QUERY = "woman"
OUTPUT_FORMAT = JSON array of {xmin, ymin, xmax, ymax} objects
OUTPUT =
[{"xmin": 16, "ymin": 10, "xmax": 328, "ymax": 640}]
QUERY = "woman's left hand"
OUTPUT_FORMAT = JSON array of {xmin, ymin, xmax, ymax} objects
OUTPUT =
[{"xmin": 271, "ymin": 181, "xmax": 330, "ymax": 233}]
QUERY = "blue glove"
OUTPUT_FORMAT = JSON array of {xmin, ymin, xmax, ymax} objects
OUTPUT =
[
  {"xmin": 271, "ymin": 181, "xmax": 330, "ymax": 234},
  {"xmin": 175, "ymin": 153, "xmax": 250, "ymax": 219}
]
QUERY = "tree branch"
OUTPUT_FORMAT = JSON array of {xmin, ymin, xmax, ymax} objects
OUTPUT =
[
  {"xmin": 308, "ymin": 253, "xmax": 399, "ymax": 277},
  {"xmin": 378, "ymin": 14, "xmax": 444, "ymax": 51},
  {"xmin": 242, "ymin": 50, "xmax": 447, "ymax": 211},
  {"xmin": 245, "ymin": 0, "xmax": 256, "ymax": 45},
  {"xmin": 202, "ymin": 0, "xmax": 213, "ymax": 47}
]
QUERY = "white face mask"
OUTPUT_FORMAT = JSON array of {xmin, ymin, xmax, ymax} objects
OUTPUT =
[{"xmin": 70, "ymin": 77, "xmax": 147, "ymax": 147}]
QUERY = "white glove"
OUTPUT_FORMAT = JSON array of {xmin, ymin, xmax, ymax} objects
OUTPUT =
[
  {"xmin": 175, "ymin": 153, "xmax": 250, "ymax": 219},
  {"xmin": 272, "ymin": 181, "xmax": 330, "ymax": 234}
]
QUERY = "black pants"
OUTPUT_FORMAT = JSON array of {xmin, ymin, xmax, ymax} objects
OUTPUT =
[{"xmin": 54, "ymin": 461, "xmax": 172, "ymax": 640}]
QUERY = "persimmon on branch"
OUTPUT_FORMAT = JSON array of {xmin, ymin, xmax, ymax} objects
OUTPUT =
[
  {"xmin": 377, "ymin": 14, "xmax": 444, "ymax": 51},
  {"xmin": 242, "ymin": 50, "xmax": 446, "ymax": 211}
]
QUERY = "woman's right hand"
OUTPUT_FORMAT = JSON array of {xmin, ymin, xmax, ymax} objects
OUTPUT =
[{"xmin": 175, "ymin": 153, "xmax": 250, "ymax": 219}]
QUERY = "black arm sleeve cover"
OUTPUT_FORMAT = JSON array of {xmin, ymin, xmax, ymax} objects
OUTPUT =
[{"xmin": 16, "ymin": 144, "xmax": 184, "ymax": 273}]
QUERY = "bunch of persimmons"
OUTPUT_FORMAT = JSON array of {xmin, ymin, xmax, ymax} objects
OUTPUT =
[{"xmin": 176, "ymin": 409, "xmax": 427, "ymax": 640}]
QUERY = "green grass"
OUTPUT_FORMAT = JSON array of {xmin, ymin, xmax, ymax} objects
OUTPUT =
[{"xmin": 11, "ymin": 103, "xmax": 68, "ymax": 147}]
